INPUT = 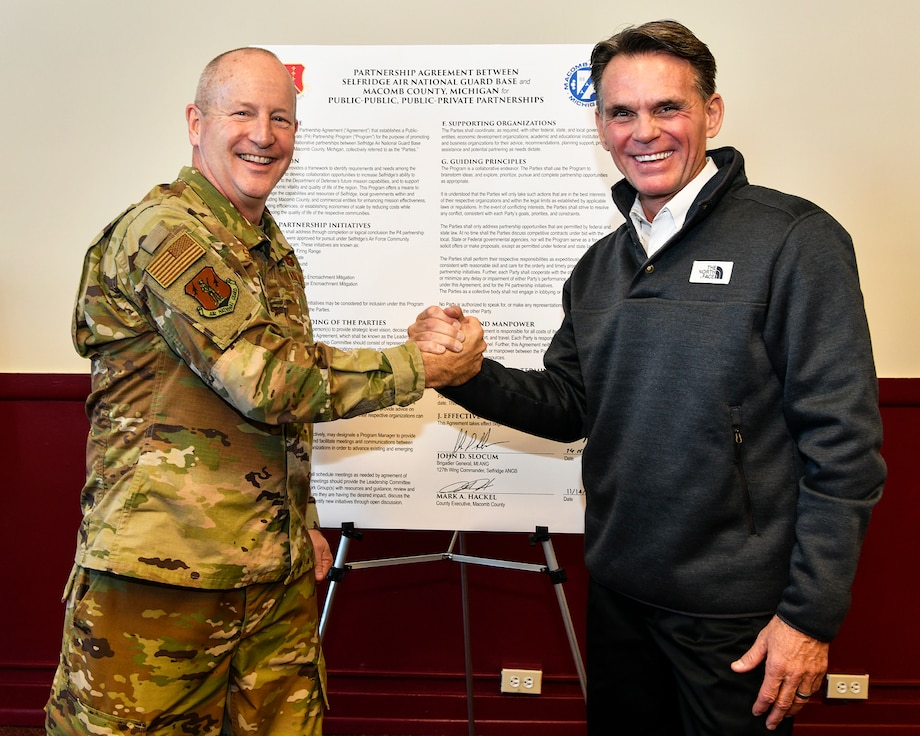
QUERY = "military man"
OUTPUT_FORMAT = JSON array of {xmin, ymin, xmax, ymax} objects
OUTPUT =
[{"xmin": 45, "ymin": 47, "xmax": 482, "ymax": 736}]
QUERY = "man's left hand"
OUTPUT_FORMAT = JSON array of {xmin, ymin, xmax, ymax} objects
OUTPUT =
[
  {"xmin": 308, "ymin": 528, "xmax": 333, "ymax": 582},
  {"xmin": 731, "ymin": 615, "xmax": 829, "ymax": 730}
]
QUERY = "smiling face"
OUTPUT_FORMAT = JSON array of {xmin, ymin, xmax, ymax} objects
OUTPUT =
[
  {"xmin": 595, "ymin": 52, "xmax": 724, "ymax": 220},
  {"xmin": 187, "ymin": 50, "xmax": 298, "ymax": 223}
]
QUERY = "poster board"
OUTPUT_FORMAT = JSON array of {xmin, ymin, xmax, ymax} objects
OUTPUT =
[{"xmin": 264, "ymin": 44, "xmax": 624, "ymax": 533}]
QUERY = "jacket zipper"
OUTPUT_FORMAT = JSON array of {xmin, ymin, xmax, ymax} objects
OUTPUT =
[{"xmin": 731, "ymin": 406, "xmax": 759, "ymax": 535}]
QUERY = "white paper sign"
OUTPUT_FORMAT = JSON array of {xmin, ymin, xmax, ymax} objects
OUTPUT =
[{"xmin": 264, "ymin": 44, "xmax": 625, "ymax": 533}]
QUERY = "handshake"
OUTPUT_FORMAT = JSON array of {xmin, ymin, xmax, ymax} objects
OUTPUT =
[{"xmin": 407, "ymin": 304, "xmax": 486, "ymax": 388}]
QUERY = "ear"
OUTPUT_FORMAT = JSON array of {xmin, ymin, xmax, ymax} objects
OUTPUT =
[
  {"xmin": 705, "ymin": 93, "xmax": 724, "ymax": 139},
  {"xmin": 186, "ymin": 104, "xmax": 202, "ymax": 147},
  {"xmin": 595, "ymin": 108, "xmax": 610, "ymax": 151}
]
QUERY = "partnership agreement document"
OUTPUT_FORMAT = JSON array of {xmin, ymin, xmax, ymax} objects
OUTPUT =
[{"xmin": 265, "ymin": 44, "xmax": 623, "ymax": 533}]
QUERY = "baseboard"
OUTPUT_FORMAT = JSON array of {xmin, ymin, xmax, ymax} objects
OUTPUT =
[{"xmin": 5, "ymin": 665, "xmax": 919, "ymax": 734}]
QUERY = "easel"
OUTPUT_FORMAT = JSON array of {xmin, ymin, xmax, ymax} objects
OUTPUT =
[{"xmin": 319, "ymin": 523, "xmax": 587, "ymax": 736}]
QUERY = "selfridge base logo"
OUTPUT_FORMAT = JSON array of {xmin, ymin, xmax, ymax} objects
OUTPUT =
[
  {"xmin": 285, "ymin": 63, "xmax": 306, "ymax": 94},
  {"xmin": 689, "ymin": 261, "xmax": 734, "ymax": 284},
  {"xmin": 564, "ymin": 62, "xmax": 596, "ymax": 107}
]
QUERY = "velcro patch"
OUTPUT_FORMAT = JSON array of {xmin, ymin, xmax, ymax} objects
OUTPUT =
[
  {"xmin": 138, "ymin": 221, "xmax": 173, "ymax": 255},
  {"xmin": 146, "ymin": 230, "xmax": 207, "ymax": 288}
]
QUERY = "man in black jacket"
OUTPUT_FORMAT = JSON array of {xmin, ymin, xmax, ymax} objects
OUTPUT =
[{"xmin": 410, "ymin": 20, "xmax": 885, "ymax": 735}]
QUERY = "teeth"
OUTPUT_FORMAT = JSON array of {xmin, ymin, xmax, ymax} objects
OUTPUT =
[
  {"xmin": 240, "ymin": 154, "xmax": 273, "ymax": 164},
  {"xmin": 635, "ymin": 151, "xmax": 673, "ymax": 163}
]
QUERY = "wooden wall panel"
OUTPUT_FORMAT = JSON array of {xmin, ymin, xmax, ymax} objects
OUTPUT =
[{"xmin": 2, "ymin": 374, "xmax": 917, "ymax": 734}]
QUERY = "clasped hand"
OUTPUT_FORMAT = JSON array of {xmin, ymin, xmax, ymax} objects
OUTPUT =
[{"xmin": 408, "ymin": 304, "xmax": 485, "ymax": 388}]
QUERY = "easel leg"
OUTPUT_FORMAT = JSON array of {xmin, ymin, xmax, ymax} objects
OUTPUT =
[
  {"xmin": 459, "ymin": 532, "xmax": 476, "ymax": 736},
  {"xmin": 317, "ymin": 523, "xmax": 586, "ymax": 733},
  {"xmin": 319, "ymin": 522, "xmax": 362, "ymax": 640},
  {"xmin": 531, "ymin": 526, "xmax": 588, "ymax": 700}
]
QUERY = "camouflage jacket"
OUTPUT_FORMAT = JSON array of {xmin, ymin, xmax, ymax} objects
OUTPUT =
[{"xmin": 72, "ymin": 167, "xmax": 425, "ymax": 588}]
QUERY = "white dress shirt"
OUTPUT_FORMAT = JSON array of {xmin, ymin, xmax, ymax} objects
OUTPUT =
[{"xmin": 629, "ymin": 157, "xmax": 719, "ymax": 257}]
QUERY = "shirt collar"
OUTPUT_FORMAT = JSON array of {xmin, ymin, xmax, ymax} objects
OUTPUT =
[{"xmin": 629, "ymin": 156, "xmax": 720, "ymax": 234}]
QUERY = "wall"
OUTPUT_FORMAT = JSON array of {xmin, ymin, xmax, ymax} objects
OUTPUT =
[
  {"xmin": 2, "ymin": 374, "xmax": 918, "ymax": 733},
  {"xmin": 1, "ymin": 0, "xmax": 920, "ymax": 376}
]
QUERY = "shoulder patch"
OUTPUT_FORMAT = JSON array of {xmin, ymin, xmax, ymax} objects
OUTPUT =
[
  {"xmin": 184, "ymin": 266, "xmax": 240, "ymax": 318},
  {"xmin": 146, "ymin": 229, "xmax": 207, "ymax": 288}
]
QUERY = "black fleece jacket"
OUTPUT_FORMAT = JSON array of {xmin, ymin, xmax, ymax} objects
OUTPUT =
[{"xmin": 441, "ymin": 147, "xmax": 885, "ymax": 642}]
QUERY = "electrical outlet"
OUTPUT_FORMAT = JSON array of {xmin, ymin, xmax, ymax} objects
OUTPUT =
[
  {"xmin": 500, "ymin": 668, "xmax": 542, "ymax": 695},
  {"xmin": 826, "ymin": 674, "xmax": 869, "ymax": 700}
]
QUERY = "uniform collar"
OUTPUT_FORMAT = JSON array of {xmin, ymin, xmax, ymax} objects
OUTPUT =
[{"xmin": 178, "ymin": 166, "xmax": 288, "ymax": 260}]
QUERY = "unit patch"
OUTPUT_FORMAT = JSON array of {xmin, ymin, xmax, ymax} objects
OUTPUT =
[{"xmin": 185, "ymin": 266, "xmax": 240, "ymax": 318}]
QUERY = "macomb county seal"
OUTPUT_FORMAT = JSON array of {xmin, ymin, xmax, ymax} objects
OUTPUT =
[{"xmin": 564, "ymin": 62, "xmax": 596, "ymax": 107}]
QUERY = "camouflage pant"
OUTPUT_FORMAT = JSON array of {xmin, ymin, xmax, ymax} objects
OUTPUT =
[{"xmin": 45, "ymin": 566, "xmax": 326, "ymax": 736}]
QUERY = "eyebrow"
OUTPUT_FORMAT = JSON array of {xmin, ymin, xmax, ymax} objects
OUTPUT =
[
  {"xmin": 654, "ymin": 97, "xmax": 685, "ymax": 108},
  {"xmin": 602, "ymin": 96, "xmax": 688, "ymax": 117}
]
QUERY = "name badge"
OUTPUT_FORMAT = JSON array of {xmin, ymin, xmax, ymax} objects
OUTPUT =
[{"xmin": 689, "ymin": 261, "xmax": 733, "ymax": 284}]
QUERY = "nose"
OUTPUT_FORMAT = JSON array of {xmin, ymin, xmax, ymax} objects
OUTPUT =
[
  {"xmin": 251, "ymin": 114, "xmax": 276, "ymax": 148},
  {"xmin": 633, "ymin": 112, "xmax": 659, "ymax": 143}
]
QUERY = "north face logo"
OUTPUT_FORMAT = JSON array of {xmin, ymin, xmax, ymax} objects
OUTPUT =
[{"xmin": 689, "ymin": 261, "xmax": 733, "ymax": 284}]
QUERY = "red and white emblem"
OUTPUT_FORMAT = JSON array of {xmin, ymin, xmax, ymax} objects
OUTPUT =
[
  {"xmin": 285, "ymin": 63, "xmax": 306, "ymax": 94},
  {"xmin": 185, "ymin": 266, "xmax": 239, "ymax": 317}
]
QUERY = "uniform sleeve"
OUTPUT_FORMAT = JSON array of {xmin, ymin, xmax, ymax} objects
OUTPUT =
[
  {"xmin": 303, "ymin": 496, "xmax": 322, "ymax": 531},
  {"xmin": 79, "ymin": 206, "xmax": 425, "ymax": 426}
]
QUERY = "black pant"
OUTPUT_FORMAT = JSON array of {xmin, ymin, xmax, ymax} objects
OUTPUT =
[{"xmin": 586, "ymin": 579, "xmax": 793, "ymax": 736}]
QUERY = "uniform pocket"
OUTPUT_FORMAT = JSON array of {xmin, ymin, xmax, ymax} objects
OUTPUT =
[
  {"xmin": 47, "ymin": 568, "xmax": 149, "ymax": 734},
  {"xmin": 46, "ymin": 691, "xmax": 148, "ymax": 735}
]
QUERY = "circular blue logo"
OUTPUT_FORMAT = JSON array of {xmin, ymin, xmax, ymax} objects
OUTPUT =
[{"xmin": 565, "ymin": 62, "xmax": 596, "ymax": 107}]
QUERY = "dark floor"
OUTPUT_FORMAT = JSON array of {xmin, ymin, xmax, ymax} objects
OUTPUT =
[{"xmin": 0, "ymin": 732, "xmax": 387, "ymax": 736}]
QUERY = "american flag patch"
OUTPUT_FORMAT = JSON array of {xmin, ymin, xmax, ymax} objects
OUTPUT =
[{"xmin": 146, "ymin": 232, "xmax": 206, "ymax": 288}]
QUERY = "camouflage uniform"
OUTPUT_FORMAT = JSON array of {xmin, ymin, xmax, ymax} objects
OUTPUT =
[
  {"xmin": 46, "ymin": 167, "xmax": 425, "ymax": 734},
  {"xmin": 48, "ymin": 567, "xmax": 326, "ymax": 736}
]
